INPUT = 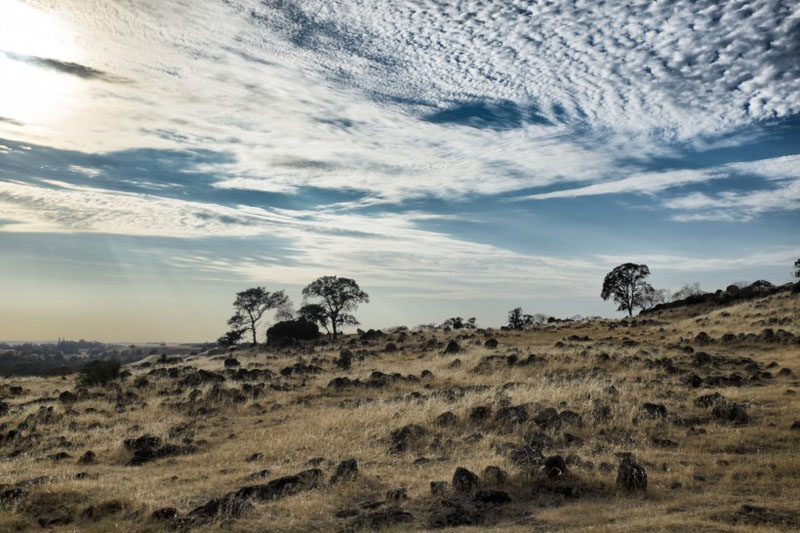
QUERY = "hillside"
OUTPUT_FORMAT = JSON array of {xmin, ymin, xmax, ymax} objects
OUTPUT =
[{"xmin": 0, "ymin": 290, "xmax": 798, "ymax": 532}]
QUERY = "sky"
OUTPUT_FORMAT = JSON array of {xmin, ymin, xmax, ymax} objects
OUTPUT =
[{"xmin": 0, "ymin": 0, "xmax": 799, "ymax": 342}]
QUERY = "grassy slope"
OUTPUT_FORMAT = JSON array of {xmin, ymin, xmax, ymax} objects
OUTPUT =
[{"xmin": 0, "ymin": 290, "xmax": 798, "ymax": 532}]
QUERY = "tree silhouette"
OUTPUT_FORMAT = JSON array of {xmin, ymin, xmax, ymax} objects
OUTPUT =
[
  {"xmin": 794, "ymin": 258, "xmax": 800, "ymax": 279},
  {"xmin": 601, "ymin": 263, "xmax": 651, "ymax": 317},
  {"xmin": 228, "ymin": 287, "xmax": 290, "ymax": 344},
  {"xmin": 301, "ymin": 276, "xmax": 369, "ymax": 340}
]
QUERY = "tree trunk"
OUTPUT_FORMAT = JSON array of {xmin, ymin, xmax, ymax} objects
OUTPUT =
[{"xmin": 250, "ymin": 325, "xmax": 257, "ymax": 345}]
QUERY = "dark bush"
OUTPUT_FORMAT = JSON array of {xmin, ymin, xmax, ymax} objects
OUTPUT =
[
  {"xmin": 266, "ymin": 318, "xmax": 319, "ymax": 345},
  {"xmin": 77, "ymin": 359, "xmax": 121, "ymax": 387}
]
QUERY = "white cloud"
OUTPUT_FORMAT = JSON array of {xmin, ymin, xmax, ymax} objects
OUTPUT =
[{"xmin": 3, "ymin": 0, "xmax": 798, "ymax": 205}]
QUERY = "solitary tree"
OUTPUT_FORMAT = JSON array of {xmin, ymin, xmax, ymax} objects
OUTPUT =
[
  {"xmin": 227, "ymin": 287, "xmax": 291, "ymax": 344},
  {"xmin": 601, "ymin": 263, "xmax": 651, "ymax": 317},
  {"xmin": 301, "ymin": 276, "xmax": 369, "ymax": 340}
]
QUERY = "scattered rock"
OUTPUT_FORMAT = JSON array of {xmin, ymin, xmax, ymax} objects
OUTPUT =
[
  {"xmin": 616, "ymin": 454, "xmax": 647, "ymax": 492},
  {"xmin": 436, "ymin": 411, "xmax": 457, "ymax": 427},
  {"xmin": 389, "ymin": 424, "xmax": 427, "ymax": 453},
  {"xmin": 481, "ymin": 466, "xmax": 508, "ymax": 486},
  {"xmin": 543, "ymin": 455, "xmax": 568, "ymax": 479},
  {"xmin": 712, "ymin": 401, "xmax": 749, "ymax": 424},
  {"xmin": 641, "ymin": 403, "xmax": 667, "ymax": 418},
  {"xmin": 444, "ymin": 340, "xmax": 461, "ymax": 355},
  {"xmin": 77, "ymin": 451, "xmax": 96, "ymax": 465},
  {"xmin": 452, "ymin": 467, "xmax": 480, "ymax": 493},
  {"xmin": 330, "ymin": 459, "xmax": 358, "ymax": 484}
]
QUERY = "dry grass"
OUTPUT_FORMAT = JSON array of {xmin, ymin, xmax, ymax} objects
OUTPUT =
[{"xmin": 0, "ymin": 291, "xmax": 798, "ymax": 531}]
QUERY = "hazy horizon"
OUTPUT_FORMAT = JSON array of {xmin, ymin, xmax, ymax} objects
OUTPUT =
[{"xmin": 1, "ymin": 1, "xmax": 799, "ymax": 342}]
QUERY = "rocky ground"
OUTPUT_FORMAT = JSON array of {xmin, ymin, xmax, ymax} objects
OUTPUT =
[{"xmin": 0, "ymin": 288, "xmax": 798, "ymax": 532}]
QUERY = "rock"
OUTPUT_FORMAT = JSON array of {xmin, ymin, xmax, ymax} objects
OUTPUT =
[
  {"xmin": 543, "ymin": 455, "xmax": 568, "ymax": 479},
  {"xmin": 330, "ymin": 459, "xmax": 358, "ymax": 484},
  {"xmin": 694, "ymin": 332, "xmax": 713, "ymax": 345},
  {"xmin": 188, "ymin": 494, "xmax": 253, "ymax": 521},
  {"xmin": 469, "ymin": 405, "xmax": 492, "ymax": 422},
  {"xmin": 616, "ymin": 454, "xmax": 647, "ymax": 492},
  {"xmin": 444, "ymin": 340, "xmax": 461, "ymax": 354},
  {"xmin": 389, "ymin": 424, "xmax": 427, "ymax": 453},
  {"xmin": 474, "ymin": 489, "xmax": 511, "ymax": 505},
  {"xmin": 452, "ymin": 467, "xmax": 480, "ymax": 493},
  {"xmin": 81, "ymin": 500, "xmax": 123, "ymax": 521},
  {"xmin": 481, "ymin": 466, "xmax": 508, "ymax": 486},
  {"xmin": 494, "ymin": 405, "xmax": 528, "ymax": 425},
  {"xmin": 384, "ymin": 342, "xmax": 398, "ymax": 352},
  {"xmin": 427, "ymin": 506, "xmax": 477, "ymax": 529},
  {"xmin": 533, "ymin": 407, "xmax": 559, "ymax": 428},
  {"xmin": 223, "ymin": 358, "xmax": 240, "ymax": 368},
  {"xmin": 436, "ymin": 411, "xmax": 457, "ymax": 427},
  {"xmin": 712, "ymin": 401, "xmax": 749, "ymax": 424},
  {"xmin": 123, "ymin": 435, "xmax": 196, "ymax": 466},
  {"xmin": 151, "ymin": 507, "xmax": 177, "ymax": 521},
  {"xmin": 246, "ymin": 453, "xmax": 263, "ymax": 462},
  {"xmin": 641, "ymin": 402, "xmax": 667, "ymax": 418},
  {"xmin": 791, "ymin": 421, "xmax": 800, "ymax": 430},
  {"xmin": 48, "ymin": 452, "xmax": 71, "ymax": 461},
  {"xmin": 58, "ymin": 391, "xmax": 78, "ymax": 404},
  {"xmin": 694, "ymin": 392, "xmax": 725, "ymax": 407},
  {"xmin": 77, "ymin": 451, "xmax": 96, "ymax": 465},
  {"xmin": 509, "ymin": 445, "xmax": 544, "ymax": 469},
  {"xmin": 335, "ymin": 352, "xmax": 352, "ymax": 370},
  {"xmin": 352, "ymin": 508, "xmax": 414, "ymax": 530},
  {"xmin": 386, "ymin": 488, "xmax": 407, "ymax": 502},
  {"xmin": 484, "ymin": 338, "xmax": 498, "ymax": 348},
  {"xmin": 430, "ymin": 481, "xmax": 448, "ymax": 496}
]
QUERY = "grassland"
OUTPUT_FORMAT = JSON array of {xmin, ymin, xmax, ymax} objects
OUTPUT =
[{"xmin": 0, "ymin": 288, "xmax": 798, "ymax": 532}]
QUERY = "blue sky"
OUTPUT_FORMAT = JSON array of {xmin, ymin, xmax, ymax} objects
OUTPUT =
[{"xmin": 0, "ymin": 0, "xmax": 798, "ymax": 341}]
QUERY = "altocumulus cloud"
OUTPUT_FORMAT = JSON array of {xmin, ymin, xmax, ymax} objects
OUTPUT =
[{"xmin": 0, "ymin": 0, "xmax": 799, "ymax": 321}]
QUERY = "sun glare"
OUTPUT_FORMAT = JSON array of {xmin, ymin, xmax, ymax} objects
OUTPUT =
[{"xmin": 0, "ymin": 0, "xmax": 82, "ymax": 126}]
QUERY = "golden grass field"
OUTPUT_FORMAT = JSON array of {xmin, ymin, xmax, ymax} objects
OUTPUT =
[{"xmin": 0, "ymin": 288, "xmax": 798, "ymax": 532}]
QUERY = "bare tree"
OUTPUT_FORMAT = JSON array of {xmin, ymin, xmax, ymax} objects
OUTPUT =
[
  {"xmin": 639, "ymin": 285, "xmax": 669, "ymax": 311},
  {"xmin": 671, "ymin": 282, "xmax": 702, "ymax": 301},
  {"xmin": 601, "ymin": 263, "xmax": 651, "ymax": 317}
]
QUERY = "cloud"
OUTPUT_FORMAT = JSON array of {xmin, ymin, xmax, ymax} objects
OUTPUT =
[
  {"xmin": 665, "ymin": 180, "xmax": 800, "ymax": 222},
  {"xmin": 5, "ymin": 0, "xmax": 798, "ymax": 207},
  {"xmin": 4, "ymin": 52, "xmax": 127, "ymax": 82},
  {"xmin": 514, "ymin": 154, "xmax": 800, "ymax": 221}
]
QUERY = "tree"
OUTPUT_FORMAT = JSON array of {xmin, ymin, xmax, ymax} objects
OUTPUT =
[
  {"xmin": 77, "ymin": 359, "xmax": 121, "ymax": 387},
  {"xmin": 794, "ymin": 258, "xmax": 800, "ymax": 279},
  {"xmin": 601, "ymin": 263, "xmax": 651, "ymax": 317},
  {"xmin": 507, "ymin": 307, "xmax": 531, "ymax": 330},
  {"xmin": 217, "ymin": 328, "xmax": 244, "ymax": 348},
  {"xmin": 671, "ymin": 282, "xmax": 702, "ymax": 302},
  {"xmin": 639, "ymin": 286, "xmax": 669, "ymax": 311},
  {"xmin": 227, "ymin": 287, "xmax": 291, "ymax": 344},
  {"xmin": 297, "ymin": 303, "xmax": 330, "ymax": 335},
  {"xmin": 440, "ymin": 317, "xmax": 477, "ymax": 330},
  {"xmin": 301, "ymin": 276, "xmax": 369, "ymax": 340}
]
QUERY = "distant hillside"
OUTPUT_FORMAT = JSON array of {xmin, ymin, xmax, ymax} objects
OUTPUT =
[{"xmin": 643, "ymin": 280, "xmax": 798, "ymax": 316}]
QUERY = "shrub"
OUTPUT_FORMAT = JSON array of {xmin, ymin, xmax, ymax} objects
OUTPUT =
[
  {"xmin": 267, "ymin": 318, "xmax": 319, "ymax": 345},
  {"xmin": 77, "ymin": 359, "xmax": 121, "ymax": 387}
]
